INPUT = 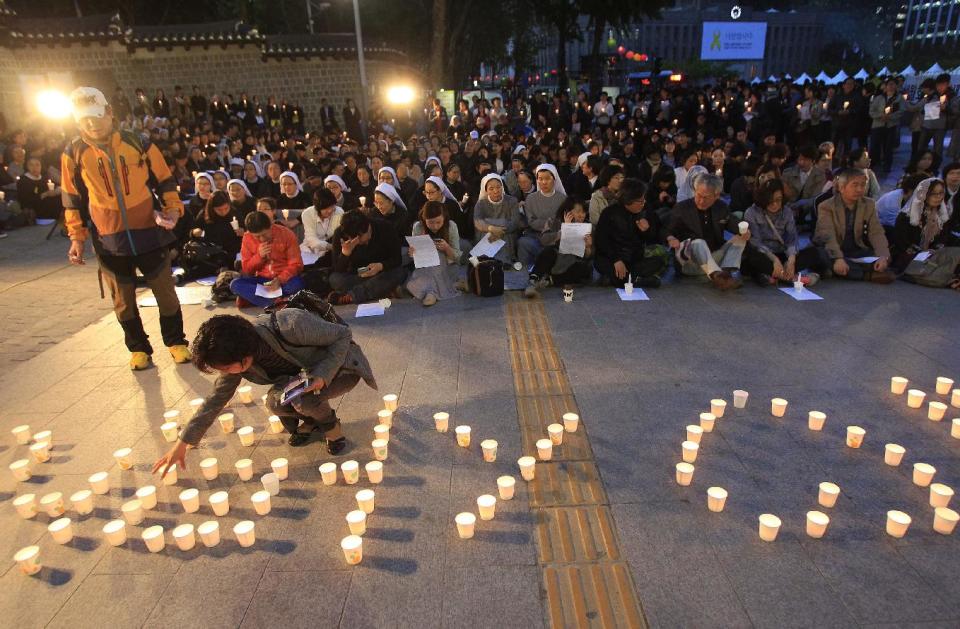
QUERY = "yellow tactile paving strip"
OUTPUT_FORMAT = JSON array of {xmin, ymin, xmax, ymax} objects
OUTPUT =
[{"xmin": 505, "ymin": 294, "xmax": 647, "ymax": 628}]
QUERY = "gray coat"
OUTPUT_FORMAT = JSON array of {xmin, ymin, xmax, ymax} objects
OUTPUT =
[{"xmin": 181, "ymin": 309, "xmax": 376, "ymax": 445}]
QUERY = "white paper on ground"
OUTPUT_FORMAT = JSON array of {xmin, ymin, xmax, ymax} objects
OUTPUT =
[
  {"xmin": 195, "ymin": 276, "xmax": 218, "ymax": 286},
  {"xmin": 405, "ymin": 235, "xmax": 442, "ymax": 268},
  {"xmin": 848, "ymin": 256, "xmax": 879, "ymax": 264},
  {"xmin": 355, "ymin": 303, "xmax": 385, "ymax": 317},
  {"xmin": 301, "ymin": 250, "xmax": 321, "ymax": 266},
  {"xmin": 255, "ymin": 284, "xmax": 283, "ymax": 299},
  {"xmin": 35, "ymin": 218, "xmax": 55, "ymax": 225},
  {"xmin": 913, "ymin": 250, "xmax": 933, "ymax": 262},
  {"xmin": 469, "ymin": 234, "xmax": 507, "ymax": 258},
  {"xmin": 558, "ymin": 223, "xmax": 592, "ymax": 257},
  {"xmin": 616, "ymin": 288, "xmax": 649, "ymax": 301},
  {"xmin": 138, "ymin": 286, "xmax": 211, "ymax": 307},
  {"xmin": 779, "ymin": 286, "xmax": 823, "ymax": 301}
]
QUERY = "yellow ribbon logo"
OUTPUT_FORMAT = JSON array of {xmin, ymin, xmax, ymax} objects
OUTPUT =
[{"xmin": 710, "ymin": 31, "xmax": 722, "ymax": 50}]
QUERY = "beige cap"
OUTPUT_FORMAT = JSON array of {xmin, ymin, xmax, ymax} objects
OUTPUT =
[{"xmin": 70, "ymin": 87, "xmax": 108, "ymax": 122}]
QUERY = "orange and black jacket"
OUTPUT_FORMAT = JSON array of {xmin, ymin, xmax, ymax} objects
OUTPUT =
[{"xmin": 61, "ymin": 130, "xmax": 184, "ymax": 256}]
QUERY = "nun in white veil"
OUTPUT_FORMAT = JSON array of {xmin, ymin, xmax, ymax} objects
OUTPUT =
[
  {"xmin": 473, "ymin": 173, "xmax": 521, "ymax": 264},
  {"xmin": 373, "ymin": 182, "xmax": 411, "ymax": 239},
  {"xmin": 517, "ymin": 164, "xmax": 568, "ymax": 266}
]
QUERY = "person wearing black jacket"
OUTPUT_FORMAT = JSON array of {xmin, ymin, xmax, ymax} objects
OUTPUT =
[
  {"xmin": 327, "ymin": 211, "xmax": 407, "ymax": 305},
  {"xmin": 594, "ymin": 179, "xmax": 670, "ymax": 288},
  {"xmin": 665, "ymin": 172, "xmax": 746, "ymax": 290}
]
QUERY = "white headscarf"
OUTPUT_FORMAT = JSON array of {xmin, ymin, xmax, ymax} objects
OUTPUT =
[
  {"xmin": 479, "ymin": 173, "xmax": 504, "ymax": 202},
  {"xmin": 375, "ymin": 182, "xmax": 407, "ymax": 211},
  {"xmin": 425, "ymin": 156, "xmax": 441, "ymax": 172},
  {"xmin": 324, "ymin": 174, "xmax": 351, "ymax": 193},
  {"xmin": 279, "ymin": 171, "xmax": 303, "ymax": 197},
  {"xmin": 228, "ymin": 157, "xmax": 244, "ymax": 170},
  {"xmin": 534, "ymin": 164, "xmax": 566, "ymax": 197},
  {"xmin": 903, "ymin": 177, "xmax": 950, "ymax": 227},
  {"xmin": 425, "ymin": 175, "xmax": 460, "ymax": 207},
  {"xmin": 576, "ymin": 151, "xmax": 592, "ymax": 169},
  {"xmin": 513, "ymin": 144, "xmax": 527, "ymax": 155},
  {"xmin": 227, "ymin": 178, "xmax": 252, "ymax": 198},
  {"xmin": 244, "ymin": 159, "xmax": 263, "ymax": 180},
  {"xmin": 377, "ymin": 166, "xmax": 401, "ymax": 191},
  {"xmin": 194, "ymin": 172, "xmax": 215, "ymax": 198}
]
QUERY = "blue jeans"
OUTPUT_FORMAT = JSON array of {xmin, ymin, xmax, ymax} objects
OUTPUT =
[{"xmin": 230, "ymin": 275, "xmax": 305, "ymax": 307}]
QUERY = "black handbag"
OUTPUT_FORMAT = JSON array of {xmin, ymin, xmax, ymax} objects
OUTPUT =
[{"xmin": 467, "ymin": 256, "xmax": 504, "ymax": 297}]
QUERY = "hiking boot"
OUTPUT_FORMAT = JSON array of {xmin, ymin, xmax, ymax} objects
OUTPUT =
[
  {"xmin": 169, "ymin": 344, "xmax": 192, "ymax": 364},
  {"xmin": 129, "ymin": 351, "xmax": 152, "ymax": 371},
  {"xmin": 422, "ymin": 293, "xmax": 438, "ymax": 307},
  {"xmin": 709, "ymin": 270, "xmax": 738, "ymax": 291}
]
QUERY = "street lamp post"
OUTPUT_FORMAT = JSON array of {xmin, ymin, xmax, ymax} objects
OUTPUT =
[{"xmin": 351, "ymin": 0, "xmax": 369, "ymax": 141}]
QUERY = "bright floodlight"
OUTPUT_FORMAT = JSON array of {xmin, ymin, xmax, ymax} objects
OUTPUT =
[
  {"xmin": 386, "ymin": 85, "xmax": 415, "ymax": 105},
  {"xmin": 36, "ymin": 89, "xmax": 72, "ymax": 119}
]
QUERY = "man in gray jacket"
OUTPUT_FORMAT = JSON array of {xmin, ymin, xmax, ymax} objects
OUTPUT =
[{"xmin": 153, "ymin": 310, "xmax": 376, "ymax": 478}]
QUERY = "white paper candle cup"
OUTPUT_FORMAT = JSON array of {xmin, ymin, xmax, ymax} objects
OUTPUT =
[
  {"xmin": 316, "ymin": 462, "xmax": 337, "ymax": 485},
  {"xmin": 237, "ymin": 385, "xmax": 254, "ymax": 404},
  {"xmin": 113, "ymin": 447, "xmax": 133, "ymax": 470},
  {"xmin": 346, "ymin": 510, "xmax": 367, "ymax": 536},
  {"xmin": 890, "ymin": 376, "xmax": 909, "ymax": 394},
  {"xmin": 808, "ymin": 411, "xmax": 827, "ymax": 431},
  {"xmin": 675, "ymin": 462, "xmax": 695, "ymax": 486},
  {"xmin": 884, "ymin": 443, "xmax": 906, "ymax": 466},
  {"xmin": 377, "ymin": 409, "xmax": 393, "ymax": 428},
  {"xmin": 217, "ymin": 413, "xmax": 236, "ymax": 433},
  {"xmin": 710, "ymin": 399, "xmax": 727, "ymax": 418},
  {"xmin": 9, "ymin": 459, "xmax": 31, "ymax": 482},
  {"xmin": 952, "ymin": 389, "xmax": 960, "ymax": 408},
  {"xmin": 14, "ymin": 546, "xmax": 41, "ymax": 575},
  {"xmin": 103, "ymin": 519, "xmax": 127, "ymax": 546},
  {"xmin": 374, "ymin": 424, "xmax": 390, "ymax": 443},
  {"xmin": 14, "ymin": 494, "xmax": 37, "ymax": 519},
  {"xmin": 163, "ymin": 409, "xmax": 180, "ymax": 423},
  {"xmin": 562, "ymin": 413, "xmax": 580, "ymax": 432},
  {"xmin": 173, "ymin": 523, "xmax": 196, "ymax": 551},
  {"xmin": 371, "ymin": 439, "xmax": 389, "ymax": 461},
  {"xmin": 477, "ymin": 494, "xmax": 497, "ymax": 520},
  {"xmin": 818, "ymin": 482, "xmax": 840, "ymax": 508},
  {"xmin": 251, "ymin": 490, "xmax": 271, "ymax": 516},
  {"xmin": 547, "ymin": 424, "xmax": 564, "ymax": 446},
  {"xmin": 497, "ymin": 475, "xmax": 516, "ymax": 500},
  {"xmin": 382, "ymin": 394, "xmax": 399, "ymax": 412},
  {"xmin": 29, "ymin": 442, "xmax": 51, "ymax": 463},
  {"xmin": 707, "ymin": 486, "xmax": 727, "ymax": 512},
  {"xmin": 69, "ymin": 490, "xmax": 93, "ymax": 516},
  {"xmin": 89, "ymin": 471, "xmax": 110, "ymax": 495},
  {"xmin": 738, "ymin": 220, "xmax": 749, "ymax": 234},
  {"xmin": 913, "ymin": 463, "xmax": 936, "ymax": 487},
  {"xmin": 267, "ymin": 415, "xmax": 284, "ymax": 434},
  {"xmin": 928, "ymin": 402, "xmax": 948, "ymax": 421},
  {"xmin": 160, "ymin": 422, "xmax": 179, "ymax": 443},
  {"xmin": 886, "ymin": 510, "xmax": 911, "ymax": 538},
  {"xmin": 686, "ymin": 425, "xmax": 704, "ymax": 444},
  {"xmin": 142, "ymin": 525, "xmax": 165, "ymax": 553},
  {"xmin": 40, "ymin": 492, "xmax": 65, "ymax": 517},
  {"xmin": 933, "ymin": 507, "xmax": 959, "ymax": 535},
  {"xmin": 481, "ymin": 439, "xmax": 499, "ymax": 462},
  {"xmin": 771, "ymin": 398, "xmax": 788, "ymax": 418},
  {"xmin": 845, "ymin": 426, "xmax": 866, "ymax": 449},
  {"xmin": 271, "ymin": 458, "xmax": 289, "ymax": 480},
  {"xmin": 33, "ymin": 430, "xmax": 52, "ymax": 447},
  {"xmin": 907, "ymin": 389, "xmax": 926, "ymax": 409},
  {"xmin": 12, "ymin": 424, "xmax": 32, "ymax": 445},
  {"xmin": 733, "ymin": 390, "xmax": 749, "ymax": 408},
  {"xmin": 455, "ymin": 512, "xmax": 476, "ymax": 539},
  {"xmin": 234, "ymin": 520, "xmax": 256, "ymax": 547},
  {"xmin": 209, "ymin": 491, "xmax": 230, "ymax": 516},
  {"xmin": 806, "ymin": 511, "xmax": 830, "ymax": 539},
  {"xmin": 681, "ymin": 440, "xmax": 699, "ymax": 463},
  {"xmin": 235, "ymin": 459, "xmax": 254, "ymax": 481},
  {"xmin": 162, "ymin": 464, "xmax": 178, "ymax": 485},
  {"xmin": 237, "ymin": 426, "xmax": 256, "ymax": 447},
  {"xmin": 47, "ymin": 517, "xmax": 73, "ymax": 545},
  {"xmin": 121, "ymin": 499, "xmax": 143, "ymax": 525},
  {"xmin": 433, "ymin": 412, "xmax": 449, "ymax": 432},
  {"xmin": 197, "ymin": 457, "xmax": 218, "ymax": 481},
  {"xmin": 179, "ymin": 488, "xmax": 200, "ymax": 513},
  {"xmin": 341, "ymin": 534, "xmax": 363, "ymax": 564},
  {"xmin": 198, "ymin": 521, "xmax": 220, "ymax": 547},
  {"xmin": 365, "ymin": 461, "xmax": 384, "ymax": 484},
  {"xmin": 518, "ymin": 456, "xmax": 536, "ymax": 481},
  {"xmin": 135, "ymin": 485, "xmax": 157, "ymax": 510},
  {"xmin": 455, "ymin": 425, "xmax": 471, "ymax": 448},
  {"xmin": 698, "ymin": 412, "xmax": 715, "ymax": 432},
  {"xmin": 758, "ymin": 514, "xmax": 781, "ymax": 541},
  {"xmin": 536, "ymin": 438, "xmax": 554, "ymax": 461},
  {"xmin": 930, "ymin": 483, "xmax": 954, "ymax": 508},
  {"xmin": 341, "ymin": 461, "xmax": 360, "ymax": 485},
  {"xmin": 936, "ymin": 377, "xmax": 954, "ymax": 395},
  {"xmin": 953, "ymin": 418, "xmax": 960, "ymax": 439},
  {"xmin": 356, "ymin": 489, "xmax": 376, "ymax": 514}
]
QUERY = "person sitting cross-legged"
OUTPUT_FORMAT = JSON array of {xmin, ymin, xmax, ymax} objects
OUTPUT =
[
  {"xmin": 231, "ymin": 211, "xmax": 305, "ymax": 308},
  {"xmin": 665, "ymin": 173, "xmax": 747, "ymax": 290},
  {"xmin": 594, "ymin": 178, "xmax": 670, "ymax": 288},
  {"xmin": 813, "ymin": 168, "xmax": 894, "ymax": 283},
  {"xmin": 525, "ymin": 197, "xmax": 595, "ymax": 297},
  {"xmin": 327, "ymin": 210, "xmax": 407, "ymax": 305}
]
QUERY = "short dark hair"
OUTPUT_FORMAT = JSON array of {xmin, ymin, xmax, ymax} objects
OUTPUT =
[
  {"xmin": 245, "ymin": 209, "xmax": 272, "ymax": 232},
  {"xmin": 313, "ymin": 187, "xmax": 337, "ymax": 210},
  {"xmin": 257, "ymin": 197, "xmax": 277, "ymax": 210},
  {"xmin": 942, "ymin": 161, "xmax": 960, "ymax": 179},
  {"xmin": 191, "ymin": 315, "xmax": 260, "ymax": 373},
  {"xmin": 754, "ymin": 178, "xmax": 784, "ymax": 208},
  {"xmin": 585, "ymin": 155, "xmax": 603, "ymax": 174},
  {"xmin": 339, "ymin": 209, "xmax": 371, "ymax": 238},
  {"xmin": 620, "ymin": 178, "xmax": 648, "ymax": 204},
  {"xmin": 596, "ymin": 164, "xmax": 624, "ymax": 189},
  {"xmin": 797, "ymin": 145, "xmax": 818, "ymax": 161}
]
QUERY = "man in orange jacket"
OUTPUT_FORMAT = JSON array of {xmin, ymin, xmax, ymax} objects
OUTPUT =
[{"xmin": 62, "ymin": 87, "xmax": 191, "ymax": 370}]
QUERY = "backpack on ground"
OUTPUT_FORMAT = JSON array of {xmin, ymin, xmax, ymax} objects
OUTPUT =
[
  {"xmin": 211, "ymin": 269, "xmax": 240, "ymax": 302},
  {"xmin": 902, "ymin": 247, "xmax": 960, "ymax": 288},
  {"xmin": 468, "ymin": 256, "xmax": 504, "ymax": 297},
  {"xmin": 266, "ymin": 289, "xmax": 347, "ymax": 327}
]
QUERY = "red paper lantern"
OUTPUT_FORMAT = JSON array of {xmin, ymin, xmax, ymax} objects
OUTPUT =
[
  {"xmin": 617, "ymin": 45, "xmax": 625, "ymax": 54},
  {"xmin": 638, "ymin": 53, "xmax": 649, "ymax": 62},
  {"xmin": 626, "ymin": 51, "xmax": 635, "ymax": 60}
]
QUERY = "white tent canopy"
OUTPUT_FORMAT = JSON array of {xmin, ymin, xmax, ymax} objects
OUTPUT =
[
  {"xmin": 767, "ymin": 75, "xmax": 778, "ymax": 82},
  {"xmin": 784, "ymin": 73, "xmax": 792, "ymax": 80},
  {"xmin": 877, "ymin": 66, "xmax": 892, "ymax": 76},
  {"xmin": 794, "ymin": 72, "xmax": 812, "ymax": 85},
  {"xmin": 828, "ymin": 70, "xmax": 849, "ymax": 85},
  {"xmin": 924, "ymin": 62, "xmax": 945, "ymax": 75},
  {"xmin": 815, "ymin": 71, "xmax": 831, "ymax": 82},
  {"xmin": 750, "ymin": 76, "xmax": 762, "ymax": 84},
  {"xmin": 854, "ymin": 68, "xmax": 869, "ymax": 80},
  {"xmin": 901, "ymin": 64, "xmax": 916, "ymax": 75}
]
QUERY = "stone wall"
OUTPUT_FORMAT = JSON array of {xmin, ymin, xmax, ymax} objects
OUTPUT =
[{"xmin": 1, "ymin": 41, "xmax": 415, "ymax": 129}]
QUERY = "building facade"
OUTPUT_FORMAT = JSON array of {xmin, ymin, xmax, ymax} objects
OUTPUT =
[{"xmin": 895, "ymin": 0, "xmax": 960, "ymax": 50}]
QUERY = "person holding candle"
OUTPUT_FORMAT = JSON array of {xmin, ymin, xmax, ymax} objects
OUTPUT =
[
  {"xmin": 15, "ymin": 156, "xmax": 62, "ymax": 220},
  {"xmin": 869, "ymin": 79, "xmax": 902, "ymax": 175}
]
